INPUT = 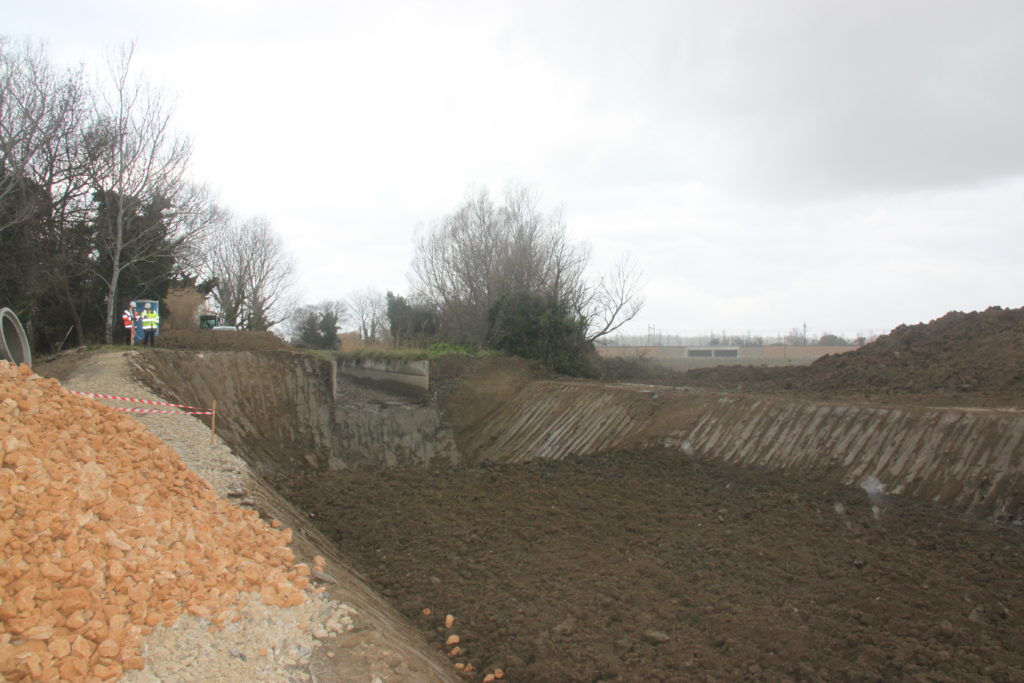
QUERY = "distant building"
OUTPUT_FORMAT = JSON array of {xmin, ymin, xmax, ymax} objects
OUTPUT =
[{"xmin": 596, "ymin": 344, "xmax": 856, "ymax": 370}]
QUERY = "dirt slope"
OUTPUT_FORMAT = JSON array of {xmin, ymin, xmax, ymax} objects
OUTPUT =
[
  {"xmin": 153, "ymin": 330, "xmax": 290, "ymax": 352},
  {"xmin": 269, "ymin": 307, "xmax": 1024, "ymax": 681},
  {"xmin": 680, "ymin": 306, "xmax": 1024, "ymax": 407}
]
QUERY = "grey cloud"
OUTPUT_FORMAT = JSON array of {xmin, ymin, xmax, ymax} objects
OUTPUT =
[{"xmin": 505, "ymin": 0, "xmax": 1024, "ymax": 198}]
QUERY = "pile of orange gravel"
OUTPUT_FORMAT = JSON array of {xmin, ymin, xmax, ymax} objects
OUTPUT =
[{"xmin": 0, "ymin": 360, "xmax": 318, "ymax": 681}]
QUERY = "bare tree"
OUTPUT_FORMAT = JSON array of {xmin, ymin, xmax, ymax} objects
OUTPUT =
[
  {"xmin": 347, "ymin": 287, "xmax": 389, "ymax": 344},
  {"xmin": 410, "ymin": 186, "xmax": 498, "ymax": 337},
  {"xmin": 577, "ymin": 255, "xmax": 645, "ymax": 342},
  {"xmin": 411, "ymin": 184, "xmax": 590, "ymax": 342},
  {"xmin": 207, "ymin": 216, "xmax": 295, "ymax": 331},
  {"xmin": 84, "ymin": 42, "xmax": 210, "ymax": 343},
  {"xmin": 170, "ymin": 183, "xmax": 226, "ymax": 275},
  {"xmin": 410, "ymin": 183, "xmax": 643, "ymax": 345},
  {"xmin": 0, "ymin": 37, "xmax": 93, "ymax": 342},
  {"xmin": 0, "ymin": 38, "xmax": 83, "ymax": 234}
]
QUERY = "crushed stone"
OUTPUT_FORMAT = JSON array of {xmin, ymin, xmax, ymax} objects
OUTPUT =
[
  {"xmin": 0, "ymin": 356, "xmax": 362, "ymax": 681},
  {"xmin": 122, "ymin": 593, "xmax": 356, "ymax": 682}
]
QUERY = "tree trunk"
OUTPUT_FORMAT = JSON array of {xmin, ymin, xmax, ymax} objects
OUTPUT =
[{"xmin": 103, "ymin": 245, "xmax": 122, "ymax": 345}]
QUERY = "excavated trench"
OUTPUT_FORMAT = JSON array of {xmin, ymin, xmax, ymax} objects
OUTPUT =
[{"xmin": 133, "ymin": 351, "xmax": 1024, "ymax": 681}]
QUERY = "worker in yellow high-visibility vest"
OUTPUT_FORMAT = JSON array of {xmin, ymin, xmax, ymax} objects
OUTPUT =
[{"xmin": 141, "ymin": 302, "xmax": 160, "ymax": 347}]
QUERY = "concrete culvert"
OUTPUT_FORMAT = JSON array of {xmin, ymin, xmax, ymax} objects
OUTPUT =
[{"xmin": 0, "ymin": 307, "xmax": 31, "ymax": 367}]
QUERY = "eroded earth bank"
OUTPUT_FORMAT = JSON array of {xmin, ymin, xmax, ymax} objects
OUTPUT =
[{"xmin": 130, "ymin": 308, "xmax": 1024, "ymax": 681}]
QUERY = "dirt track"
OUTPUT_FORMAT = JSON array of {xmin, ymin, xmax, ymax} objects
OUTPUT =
[{"xmin": 273, "ymin": 450, "xmax": 1024, "ymax": 682}]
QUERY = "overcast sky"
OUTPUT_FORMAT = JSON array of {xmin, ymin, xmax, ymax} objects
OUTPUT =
[{"xmin": 8, "ymin": 0, "xmax": 1024, "ymax": 340}]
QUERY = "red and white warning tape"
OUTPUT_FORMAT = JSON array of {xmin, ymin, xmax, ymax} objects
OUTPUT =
[
  {"xmin": 109, "ymin": 407, "xmax": 215, "ymax": 415},
  {"xmin": 68, "ymin": 391, "xmax": 213, "ymax": 415},
  {"xmin": 68, "ymin": 391, "xmax": 200, "ymax": 409}
]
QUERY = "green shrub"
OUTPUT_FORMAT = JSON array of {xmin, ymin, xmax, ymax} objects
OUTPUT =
[
  {"xmin": 487, "ymin": 292, "xmax": 595, "ymax": 376},
  {"xmin": 333, "ymin": 344, "xmax": 501, "ymax": 363}
]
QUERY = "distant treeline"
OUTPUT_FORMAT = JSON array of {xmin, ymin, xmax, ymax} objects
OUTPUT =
[{"xmin": 603, "ymin": 331, "xmax": 876, "ymax": 347}]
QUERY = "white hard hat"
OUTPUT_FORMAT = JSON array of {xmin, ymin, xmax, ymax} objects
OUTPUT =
[{"xmin": 144, "ymin": 303, "xmax": 152, "ymax": 309}]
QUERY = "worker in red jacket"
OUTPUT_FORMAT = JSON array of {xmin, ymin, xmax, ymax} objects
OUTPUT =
[{"xmin": 122, "ymin": 306, "xmax": 137, "ymax": 345}]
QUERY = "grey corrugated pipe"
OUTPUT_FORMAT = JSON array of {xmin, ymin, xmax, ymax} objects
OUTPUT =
[{"xmin": 0, "ymin": 307, "xmax": 32, "ymax": 367}]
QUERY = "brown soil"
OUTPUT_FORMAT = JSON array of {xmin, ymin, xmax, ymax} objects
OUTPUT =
[
  {"xmin": 154, "ymin": 329, "xmax": 290, "ymax": 352},
  {"xmin": 25, "ymin": 306, "xmax": 1024, "ymax": 681},
  {"xmin": 675, "ymin": 306, "xmax": 1024, "ymax": 408},
  {"xmin": 271, "ymin": 450, "xmax": 1024, "ymax": 682}
]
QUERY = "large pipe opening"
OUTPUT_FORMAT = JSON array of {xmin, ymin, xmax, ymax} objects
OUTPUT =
[{"xmin": 0, "ymin": 307, "xmax": 32, "ymax": 367}]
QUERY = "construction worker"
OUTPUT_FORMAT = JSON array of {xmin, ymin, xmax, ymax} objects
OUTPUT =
[
  {"xmin": 141, "ymin": 302, "xmax": 160, "ymax": 347},
  {"xmin": 122, "ymin": 306, "xmax": 137, "ymax": 345}
]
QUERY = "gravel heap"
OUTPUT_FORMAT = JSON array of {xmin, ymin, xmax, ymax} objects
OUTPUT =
[{"xmin": 0, "ymin": 359, "xmax": 352, "ymax": 681}]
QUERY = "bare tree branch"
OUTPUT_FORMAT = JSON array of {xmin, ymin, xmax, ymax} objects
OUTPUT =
[
  {"xmin": 207, "ymin": 216, "xmax": 295, "ymax": 331},
  {"xmin": 582, "ymin": 255, "xmax": 645, "ymax": 342},
  {"xmin": 347, "ymin": 287, "xmax": 389, "ymax": 344},
  {"xmin": 0, "ymin": 38, "xmax": 89, "ymax": 235},
  {"xmin": 85, "ymin": 42, "xmax": 207, "ymax": 343}
]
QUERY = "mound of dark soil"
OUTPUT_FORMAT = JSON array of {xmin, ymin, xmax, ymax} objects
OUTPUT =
[
  {"xmin": 272, "ymin": 449, "xmax": 1024, "ymax": 682},
  {"xmin": 155, "ymin": 329, "xmax": 290, "ymax": 352},
  {"xmin": 681, "ymin": 306, "xmax": 1024, "ymax": 407}
]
